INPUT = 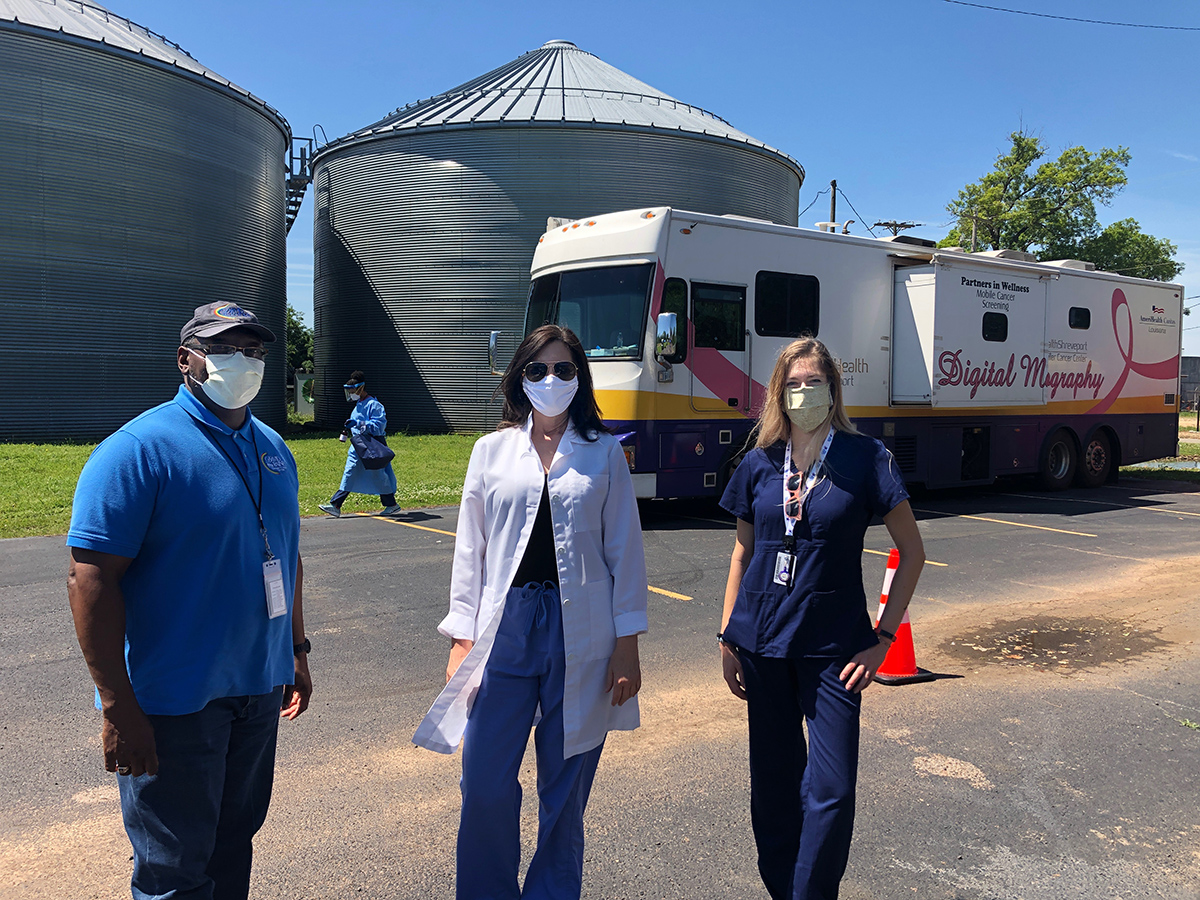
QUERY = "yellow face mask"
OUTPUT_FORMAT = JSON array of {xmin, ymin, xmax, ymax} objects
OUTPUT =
[{"xmin": 785, "ymin": 383, "xmax": 831, "ymax": 433}]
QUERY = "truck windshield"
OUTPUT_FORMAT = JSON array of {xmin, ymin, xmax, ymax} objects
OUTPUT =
[{"xmin": 526, "ymin": 263, "xmax": 655, "ymax": 359}]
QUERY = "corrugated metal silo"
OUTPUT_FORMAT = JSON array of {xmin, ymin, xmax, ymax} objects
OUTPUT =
[
  {"xmin": 312, "ymin": 40, "xmax": 803, "ymax": 432},
  {"xmin": 0, "ymin": 0, "xmax": 291, "ymax": 440}
]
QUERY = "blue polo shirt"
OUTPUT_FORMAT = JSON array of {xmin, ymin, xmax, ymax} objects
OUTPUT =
[
  {"xmin": 719, "ymin": 431, "xmax": 909, "ymax": 659},
  {"xmin": 67, "ymin": 385, "xmax": 300, "ymax": 716}
]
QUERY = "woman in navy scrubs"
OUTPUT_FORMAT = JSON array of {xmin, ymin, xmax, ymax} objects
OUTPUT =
[{"xmin": 718, "ymin": 337, "xmax": 925, "ymax": 900}]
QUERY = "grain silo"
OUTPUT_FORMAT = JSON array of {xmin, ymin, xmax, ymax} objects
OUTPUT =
[
  {"xmin": 0, "ymin": 0, "xmax": 299, "ymax": 440},
  {"xmin": 312, "ymin": 39, "xmax": 803, "ymax": 432}
]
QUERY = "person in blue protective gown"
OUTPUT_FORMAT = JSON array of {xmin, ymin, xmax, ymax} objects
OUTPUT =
[
  {"xmin": 718, "ymin": 337, "xmax": 926, "ymax": 900},
  {"xmin": 319, "ymin": 370, "xmax": 400, "ymax": 517},
  {"xmin": 412, "ymin": 324, "xmax": 648, "ymax": 900}
]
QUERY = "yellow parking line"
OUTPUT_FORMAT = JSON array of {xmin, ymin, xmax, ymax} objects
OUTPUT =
[
  {"xmin": 912, "ymin": 509, "xmax": 1097, "ymax": 538},
  {"xmin": 649, "ymin": 585, "xmax": 693, "ymax": 601},
  {"xmin": 1001, "ymin": 492, "xmax": 1200, "ymax": 519},
  {"xmin": 375, "ymin": 517, "xmax": 694, "ymax": 598},
  {"xmin": 863, "ymin": 547, "xmax": 948, "ymax": 568},
  {"xmin": 374, "ymin": 517, "xmax": 457, "ymax": 537}
]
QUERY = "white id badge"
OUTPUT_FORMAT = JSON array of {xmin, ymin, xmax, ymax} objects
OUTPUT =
[
  {"xmin": 263, "ymin": 559, "xmax": 287, "ymax": 619},
  {"xmin": 773, "ymin": 551, "xmax": 794, "ymax": 587}
]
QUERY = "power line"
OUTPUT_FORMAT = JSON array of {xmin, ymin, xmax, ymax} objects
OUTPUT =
[
  {"xmin": 798, "ymin": 189, "xmax": 829, "ymax": 220},
  {"xmin": 943, "ymin": 0, "xmax": 1200, "ymax": 31},
  {"xmin": 836, "ymin": 188, "xmax": 877, "ymax": 237}
]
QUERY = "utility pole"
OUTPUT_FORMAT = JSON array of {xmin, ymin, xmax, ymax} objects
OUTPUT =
[
  {"xmin": 829, "ymin": 179, "xmax": 837, "ymax": 225},
  {"xmin": 872, "ymin": 220, "xmax": 922, "ymax": 237}
]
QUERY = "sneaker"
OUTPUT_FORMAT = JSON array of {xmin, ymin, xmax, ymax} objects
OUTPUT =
[
  {"xmin": 319, "ymin": 503, "xmax": 341, "ymax": 518},
  {"xmin": 380, "ymin": 504, "xmax": 403, "ymax": 516}
]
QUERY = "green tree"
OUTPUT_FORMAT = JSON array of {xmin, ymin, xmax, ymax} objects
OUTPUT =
[
  {"xmin": 1042, "ymin": 218, "xmax": 1183, "ymax": 282},
  {"xmin": 285, "ymin": 303, "xmax": 313, "ymax": 373},
  {"xmin": 940, "ymin": 130, "xmax": 1130, "ymax": 253},
  {"xmin": 939, "ymin": 130, "xmax": 1181, "ymax": 281}
]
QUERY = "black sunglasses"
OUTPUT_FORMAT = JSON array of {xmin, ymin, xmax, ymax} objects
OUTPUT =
[{"xmin": 523, "ymin": 361, "xmax": 578, "ymax": 382}]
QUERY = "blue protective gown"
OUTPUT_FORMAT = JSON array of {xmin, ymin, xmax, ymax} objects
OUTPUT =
[{"xmin": 338, "ymin": 397, "xmax": 397, "ymax": 495}]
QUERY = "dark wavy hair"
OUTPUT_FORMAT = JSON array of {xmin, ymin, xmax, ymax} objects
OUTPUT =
[{"xmin": 497, "ymin": 325, "xmax": 606, "ymax": 440}]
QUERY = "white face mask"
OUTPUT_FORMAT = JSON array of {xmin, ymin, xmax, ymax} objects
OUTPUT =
[
  {"xmin": 189, "ymin": 349, "xmax": 264, "ymax": 410},
  {"xmin": 523, "ymin": 375, "xmax": 579, "ymax": 418},
  {"xmin": 785, "ymin": 383, "xmax": 831, "ymax": 433}
]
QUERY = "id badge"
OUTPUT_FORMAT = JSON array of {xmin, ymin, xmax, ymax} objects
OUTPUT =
[
  {"xmin": 773, "ymin": 551, "xmax": 794, "ymax": 587},
  {"xmin": 263, "ymin": 559, "xmax": 287, "ymax": 619}
]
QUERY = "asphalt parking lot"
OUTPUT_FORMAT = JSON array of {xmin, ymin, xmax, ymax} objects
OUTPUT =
[{"xmin": 2, "ymin": 475, "xmax": 1199, "ymax": 899}]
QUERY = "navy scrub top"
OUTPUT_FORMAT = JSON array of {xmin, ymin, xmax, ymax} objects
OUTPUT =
[{"xmin": 719, "ymin": 431, "xmax": 909, "ymax": 659}]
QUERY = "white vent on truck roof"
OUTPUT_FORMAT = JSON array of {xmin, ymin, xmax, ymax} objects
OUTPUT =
[
  {"xmin": 974, "ymin": 249, "xmax": 1038, "ymax": 263},
  {"xmin": 1041, "ymin": 259, "xmax": 1097, "ymax": 271}
]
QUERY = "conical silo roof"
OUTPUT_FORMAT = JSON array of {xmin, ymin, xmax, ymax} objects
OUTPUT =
[
  {"xmin": 0, "ymin": 0, "xmax": 288, "ymax": 132},
  {"xmin": 319, "ymin": 39, "xmax": 803, "ymax": 180}
]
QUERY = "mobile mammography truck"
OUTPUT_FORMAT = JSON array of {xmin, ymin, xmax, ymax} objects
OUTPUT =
[{"xmin": 516, "ymin": 207, "xmax": 1183, "ymax": 498}]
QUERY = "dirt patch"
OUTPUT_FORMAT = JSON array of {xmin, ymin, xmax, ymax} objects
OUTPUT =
[{"xmin": 940, "ymin": 616, "xmax": 1167, "ymax": 672}]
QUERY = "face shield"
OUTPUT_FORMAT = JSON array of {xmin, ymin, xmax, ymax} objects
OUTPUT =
[{"xmin": 344, "ymin": 382, "xmax": 364, "ymax": 402}]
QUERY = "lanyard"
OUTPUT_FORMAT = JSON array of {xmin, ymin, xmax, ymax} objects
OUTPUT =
[
  {"xmin": 781, "ymin": 427, "xmax": 835, "ymax": 549},
  {"xmin": 193, "ymin": 416, "xmax": 274, "ymax": 561}
]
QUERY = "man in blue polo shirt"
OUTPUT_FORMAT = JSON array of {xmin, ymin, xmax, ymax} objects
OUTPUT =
[{"xmin": 67, "ymin": 302, "xmax": 312, "ymax": 900}]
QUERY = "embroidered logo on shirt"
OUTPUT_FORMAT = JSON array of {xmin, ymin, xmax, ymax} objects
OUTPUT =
[{"xmin": 260, "ymin": 451, "xmax": 288, "ymax": 474}]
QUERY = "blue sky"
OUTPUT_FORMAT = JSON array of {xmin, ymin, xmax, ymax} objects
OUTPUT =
[{"xmin": 113, "ymin": 0, "xmax": 1200, "ymax": 354}]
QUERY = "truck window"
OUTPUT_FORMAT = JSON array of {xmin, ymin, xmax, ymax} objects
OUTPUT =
[
  {"xmin": 1069, "ymin": 307, "xmax": 1091, "ymax": 330},
  {"xmin": 692, "ymin": 283, "xmax": 745, "ymax": 351},
  {"xmin": 661, "ymin": 278, "xmax": 688, "ymax": 364},
  {"xmin": 982, "ymin": 312, "xmax": 1008, "ymax": 342},
  {"xmin": 754, "ymin": 271, "xmax": 819, "ymax": 337}
]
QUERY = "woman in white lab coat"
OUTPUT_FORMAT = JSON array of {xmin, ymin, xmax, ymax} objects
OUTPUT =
[{"xmin": 413, "ymin": 324, "xmax": 648, "ymax": 900}]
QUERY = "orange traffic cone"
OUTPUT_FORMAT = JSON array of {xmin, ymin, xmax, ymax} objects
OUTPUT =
[{"xmin": 873, "ymin": 548, "xmax": 935, "ymax": 685}]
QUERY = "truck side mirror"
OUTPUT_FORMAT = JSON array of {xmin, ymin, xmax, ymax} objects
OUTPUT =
[
  {"xmin": 655, "ymin": 313, "xmax": 678, "ymax": 358},
  {"xmin": 488, "ymin": 330, "xmax": 504, "ymax": 376},
  {"xmin": 655, "ymin": 313, "xmax": 677, "ymax": 383}
]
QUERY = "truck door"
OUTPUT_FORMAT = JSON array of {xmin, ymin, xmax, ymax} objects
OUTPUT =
[
  {"xmin": 892, "ymin": 267, "xmax": 936, "ymax": 404},
  {"xmin": 689, "ymin": 281, "xmax": 748, "ymax": 413}
]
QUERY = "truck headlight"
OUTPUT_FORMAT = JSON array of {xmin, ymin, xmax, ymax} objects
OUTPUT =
[{"xmin": 622, "ymin": 445, "xmax": 636, "ymax": 471}]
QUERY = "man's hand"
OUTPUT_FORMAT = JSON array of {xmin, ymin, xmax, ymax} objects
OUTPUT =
[
  {"xmin": 102, "ymin": 700, "xmax": 158, "ymax": 777},
  {"xmin": 605, "ymin": 635, "xmax": 641, "ymax": 706},
  {"xmin": 282, "ymin": 654, "xmax": 312, "ymax": 720}
]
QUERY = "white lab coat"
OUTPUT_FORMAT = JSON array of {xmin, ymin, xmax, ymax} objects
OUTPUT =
[{"xmin": 413, "ymin": 417, "xmax": 649, "ymax": 759}]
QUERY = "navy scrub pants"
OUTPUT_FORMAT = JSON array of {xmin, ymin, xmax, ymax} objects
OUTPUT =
[
  {"xmin": 457, "ymin": 582, "xmax": 605, "ymax": 900},
  {"xmin": 739, "ymin": 653, "xmax": 862, "ymax": 900}
]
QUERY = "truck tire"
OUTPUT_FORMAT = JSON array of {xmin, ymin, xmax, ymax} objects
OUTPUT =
[
  {"xmin": 1038, "ymin": 429, "xmax": 1077, "ymax": 491},
  {"xmin": 1074, "ymin": 430, "xmax": 1112, "ymax": 488}
]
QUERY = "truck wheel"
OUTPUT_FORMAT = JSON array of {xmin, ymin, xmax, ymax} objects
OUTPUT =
[
  {"xmin": 1038, "ymin": 429, "xmax": 1077, "ymax": 491},
  {"xmin": 1074, "ymin": 431, "xmax": 1112, "ymax": 488}
]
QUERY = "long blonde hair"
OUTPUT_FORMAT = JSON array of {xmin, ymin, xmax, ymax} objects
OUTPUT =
[{"xmin": 755, "ymin": 337, "xmax": 859, "ymax": 448}]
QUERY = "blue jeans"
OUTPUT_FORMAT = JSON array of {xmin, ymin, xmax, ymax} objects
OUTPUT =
[
  {"xmin": 457, "ymin": 582, "xmax": 605, "ymax": 900},
  {"xmin": 117, "ymin": 687, "xmax": 284, "ymax": 900}
]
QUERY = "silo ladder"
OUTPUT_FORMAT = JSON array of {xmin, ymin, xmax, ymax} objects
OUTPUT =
[{"xmin": 286, "ymin": 137, "xmax": 315, "ymax": 233}]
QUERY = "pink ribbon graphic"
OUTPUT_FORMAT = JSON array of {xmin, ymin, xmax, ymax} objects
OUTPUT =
[{"xmin": 1088, "ymin": 288, "xmax": 1179, "ymax": 414}]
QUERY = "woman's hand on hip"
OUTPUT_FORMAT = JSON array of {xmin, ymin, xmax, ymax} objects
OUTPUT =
[
  {"xmin": 446, "ymin": 638, "xmax": 473, "ymax": 683},
  {"xmin": 840, "ymin": 640, "xmax": 891, "ymax": 693},
  {"xmin": 606, "ymin": 635, "xmax": 641, "ymax": 706},
  {"xmin": 721, "ymin": 643, "xmax": 748, "ymax": 701}
]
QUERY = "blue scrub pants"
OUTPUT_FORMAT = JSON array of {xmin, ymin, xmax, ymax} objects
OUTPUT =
[
  {"xmin": 457, "ymin": 582, "xmax": 605, "ymax": 900},
  {"xmin": 117, "ymin": 687, "xmax": 284, "ymax": 900},
  {"xmin": 739, "ymin": 654, "xmax": 861, "ymax": 900}
]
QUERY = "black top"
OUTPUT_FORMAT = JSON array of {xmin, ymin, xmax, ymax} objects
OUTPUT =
[{"xmin": 512, "ymin": 476, "xmax": 559, "ymax": 587}]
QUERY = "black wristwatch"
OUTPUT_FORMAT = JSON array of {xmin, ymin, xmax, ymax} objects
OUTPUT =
[{"xmin": 293, "ymin": 638, "xmax": 311, "ymax": 656}]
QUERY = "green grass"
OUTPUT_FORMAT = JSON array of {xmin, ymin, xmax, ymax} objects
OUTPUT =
[
  {"xmin": 288, "ymin": 430, "xmax": 478, "ymax": 516},
  {"xmin": 0, "ymin": 442, "xmax": 96, "ymax": 539},
  {"xmin": 1177, "ymin": 441, "xmax": 1200, "ymax": 458},
  {"xmin": 0, "ymin": 432, "xmax": 480, "ymax": 539}
]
